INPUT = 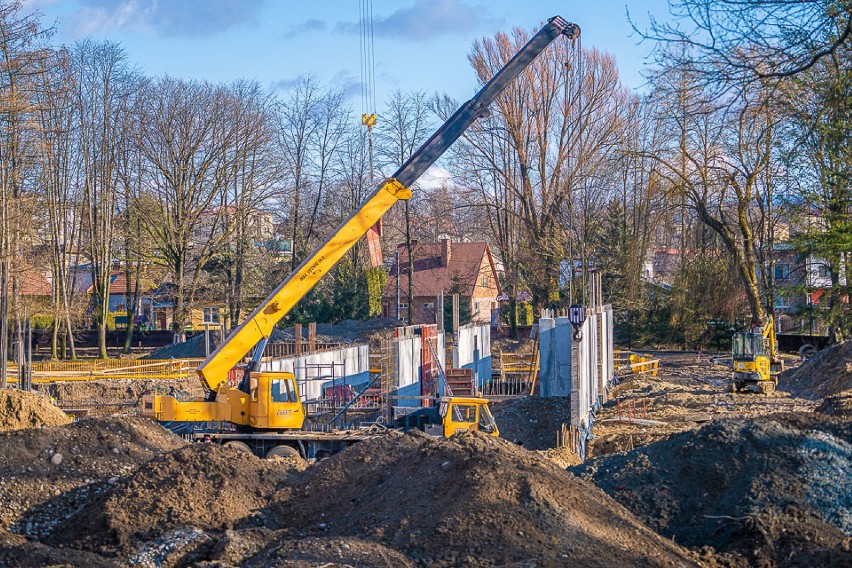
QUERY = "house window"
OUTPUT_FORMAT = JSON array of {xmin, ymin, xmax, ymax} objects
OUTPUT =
[
  {"xmin": 774, "ymin": 264, "xmax": 790, "ymax": 280},
  {"xmin": 423, "ymin": 302, "xmax": 434, "ymax": 309},
  {"xmin": 481, "ymin": 274, "xmax": 489, "ymax": 287},
  {"xmin": 203, "ymin": 307, "xmax": 221, "ymax": 324},
  {"xmin": 817, "ymin": 264, "xmax": 831, "ymax": 278}
]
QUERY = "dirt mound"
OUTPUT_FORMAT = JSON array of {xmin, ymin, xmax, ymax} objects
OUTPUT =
[
  {"xmin": 780, "ymin": 341, "xmax": 852, "ymax": 399},
  {"xmin": 229, "ymin": 534, "xmax": 417, "ymax": 567},
  {"xmin": 489, "ymin": 396, "xmax": 569, "ymax": 450},
  {"xmin": 0, "ymin": 416, "xmax": 185, "ymax": 538},
  {"xmin": 143, "ymin": 330, "xmax": 223, "ymax": 359},
  {"xmin": 816, "ymin": 390, "xmax": 852, "ymax": 418},
  {"xmin": 0, "ymin": 528, "xmax": 118, "ymax": 567},
  {"xmin": 573, "ymin": 413, "xmax": 852, "ymax": 566},
  {"xmin": 264, "ymin": 430, "xmax": 701, "ymax": 567},
  {"xmin": 0, "ymin": 387, "xmax": 70, "ymax": 431},
  {"xmin": 48, "ymin": 443, "xmax": 294, "ymax": 555}
]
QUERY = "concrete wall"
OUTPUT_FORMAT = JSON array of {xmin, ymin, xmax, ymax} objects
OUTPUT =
[
  {"xmin": 452, "ymin": 323, "xmax": 491, "ymax": 391},
  {"xmin": 262, "ymin": 344, "xmax": 371, "ymax": 401},
  {"xmin": 538, "ymin": 306, "xmax": 614, "ymax": 431},
  {"xmin": 391, "ymin": 326, "xmax": 446, "ymax": 407}
]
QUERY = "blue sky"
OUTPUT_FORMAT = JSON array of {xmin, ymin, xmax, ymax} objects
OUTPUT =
[{"xmin": 27, "ymin": 0, "xmax": 672, "ymax": 108}]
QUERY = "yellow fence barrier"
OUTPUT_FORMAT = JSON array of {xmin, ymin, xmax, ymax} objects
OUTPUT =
[
  {"xmin": 614, "ymin": 351, "xmax": 659, "ymax": 378},
  {"xmin": 7, "ymin": 358, "xmax": 205, "ymax": 383}
]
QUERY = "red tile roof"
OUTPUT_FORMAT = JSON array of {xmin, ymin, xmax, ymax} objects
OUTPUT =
[
  {"xmin": 20, "ymin": 269, "xmax": 52, "ymax": 297},
  {"xmin": 86, "ymin": 271, "xmax": 155, "ymax": 295},
  {"xmin": 384, "ymin": 240, "xmax": 499, "ymax": 299}
]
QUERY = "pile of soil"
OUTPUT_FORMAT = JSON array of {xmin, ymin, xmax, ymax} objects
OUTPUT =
[
  {"xmin": 47, "ymin": 443, "xmax": 295, "ymax": 555},
  {"xmin": 780, "ymin": 341, "xmax": 852, "ymax": 399},
  {"xmin": 816, "ymin": 390, "xmax": 852, "ymax": 418},
  {"xmin": 489, "ymin": 396, "xmax": 569, "ymax": 450},
  {"xmin": 0, "ymin": 416, "xmax": 184, "ymax": 538},
  {"xmin": 143, "ymin": 330, "xmax": 224, "ymax": 360},
  {"xmin": 573, "ymin": 413, "xmax": 852, "ymax": 567},
  {"xmin": 0, "ymin": 388, "xmax": 70, "ymax": 431},
  {"xmin": 264, "ymin": 431, "xmax": 701, "ymax": 567}
]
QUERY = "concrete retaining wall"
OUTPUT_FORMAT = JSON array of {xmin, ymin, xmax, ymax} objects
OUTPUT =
[
  {"xmin": 391, "ymin": 325, "xmax": 445, "ymax": 407},
  {"xmin": 453, "ymin": 323, "xmax": 491, "ymax": 391},
  {"xmin": 538, "ymin": 305, "xmax": 614, "ymax": 436},
  {"xmin": 262, "ymin": 344, "xmax": 371, "ymax": 401}
]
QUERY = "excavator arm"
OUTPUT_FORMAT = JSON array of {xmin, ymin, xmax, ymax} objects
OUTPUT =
[{"xmin": 196, "ymin": 16, "xmax": 581, "ymax": 392}]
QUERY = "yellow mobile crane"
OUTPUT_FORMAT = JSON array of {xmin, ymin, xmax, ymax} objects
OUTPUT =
[
  {"xmin": 143, "ymin": 16, "xmax": 580, "ymax": 458},
  {"xmin": 730, "ymin": 315, "xmax": 784, "ymax": 394}
]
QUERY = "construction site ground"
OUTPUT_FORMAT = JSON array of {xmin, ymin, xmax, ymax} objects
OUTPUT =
[{"xmin": 0, "ymin": 343, "xmax": 848, "ymax": 566}]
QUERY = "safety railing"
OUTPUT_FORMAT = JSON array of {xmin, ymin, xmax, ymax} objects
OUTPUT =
[{"xmin": 8, "ymin": 358, "xmax": 205, "ymax": 383}]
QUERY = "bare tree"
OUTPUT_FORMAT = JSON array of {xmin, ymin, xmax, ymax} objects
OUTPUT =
[
  {"xmin": 215, "ymin": 80, "xmax": 281, "ymax": 328},
  {"xmin": 135, "ymin": 77, "xmax": 232, "ymax": 336},
  {"xmin": 33, "ymin": 47, "xmax": 84, "ymax": 359},
  {"xmin": 636, "ymin": 0, "xmax": 852, "ymax": 87},
  {"xmin": 0, "ymin": 1, "xmax": 51, "ymax": 384},
  {"xmin": 376, "ymin": 89, "xmax": 434, "ymax": 323},
  {"xmin": 71, "ymin": 40, "xmax": 139, "ymax": 358}
]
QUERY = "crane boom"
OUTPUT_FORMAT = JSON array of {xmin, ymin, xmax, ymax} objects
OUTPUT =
[{"xmin": 197, "ymin": 16, "xmax": 580, "ymax": 391}]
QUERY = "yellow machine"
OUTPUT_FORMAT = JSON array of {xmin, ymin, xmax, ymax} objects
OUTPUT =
[
  {"xmin": 730, "ymin": 315, "xmax": 784, "ymax": 394},
  {"xmin": 142, "ymin": 15, "xmax": 580, "ymax": 456}
]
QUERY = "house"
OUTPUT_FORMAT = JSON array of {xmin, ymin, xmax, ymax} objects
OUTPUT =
[
  {"xmin": 383, "ymin": 239, "xmax": 501, "ymax": 325},
  {"xmin": 86, "ymin": 270, "xmax": 157, "ymax": 328}
]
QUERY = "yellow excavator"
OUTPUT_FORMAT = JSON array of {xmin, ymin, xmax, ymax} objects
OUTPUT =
[
  {"xmin": 730, "ymin": 315, "xmax": 784, "ymax": 394},
  {"xmin": 142, "ymin": 16, "xmax": 581, "ymax": 458}
]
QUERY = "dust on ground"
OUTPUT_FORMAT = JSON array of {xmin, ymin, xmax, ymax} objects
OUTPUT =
[
  {"xmin": 574, "ymin": 413, "xmax": 852, "ymax": 567},
  {"xmin": 779, "ymin": 340, "xmax": 852, "ymax": 399},
  {"xmin": 0, "ymin": 387, "xmax": 70, "ymax": 431}
]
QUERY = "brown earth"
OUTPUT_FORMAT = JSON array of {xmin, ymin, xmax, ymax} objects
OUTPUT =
[
  {"xmin": 589, "ymin": 352, "xmax": 814, "ymax": 458},
  {"xmin": 490, "ymin": 396, "xmax": 570, "ymax": 450},
  {"xmin": 0, "ymin": 387, "xmax": 70, "ymax": 431},
  {"xmin": 779, "ymin": 341, "xmax": 852, "ymax": 399},
  {"xmin": 574, "ymin": 413, "xmax": 852, "ymax": 567},
  {"xmin": 816, "ymin": 390, "xmax": 852, "ymax": 418},
  {"xmin": 0, "ymin": 415, "xmax": 185, "ymax": 539},
  {"xmin": 264, "ymin": 430, "xmax": 706, "ymax": 567},
  {"xmin": 47, "ymin": 443, "xmax": 301, "ymax": 556}
]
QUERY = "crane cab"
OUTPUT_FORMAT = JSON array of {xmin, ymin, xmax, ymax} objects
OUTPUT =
[{"xmin": 247, "ymin": 372, "xmax": 305, "ymax": 429}]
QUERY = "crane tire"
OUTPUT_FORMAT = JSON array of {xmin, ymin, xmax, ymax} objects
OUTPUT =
[
  {"xmin": 224, "ymin": 441, "xmax": 252, "ymax": 453},
  {"xmin": 266, "ymin": 445, "xmax": 301, "ymax": 460}
]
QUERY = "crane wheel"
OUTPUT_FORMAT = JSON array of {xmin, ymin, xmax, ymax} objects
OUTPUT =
[
  {"xmin": 266, "ymin": 445, "xmax": 301, "ymax": 460},
  {"xmin": 224, "ymin": 441, "xmax": 252, "ymax": 453}
]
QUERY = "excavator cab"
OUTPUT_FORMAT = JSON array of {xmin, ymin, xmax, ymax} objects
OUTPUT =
[{"xmin": 730, "ymin": 317, "xmax": 782, "ymax": 394}]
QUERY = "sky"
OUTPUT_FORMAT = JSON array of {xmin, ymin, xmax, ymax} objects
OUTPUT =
[{"xmin": 25, "ymin": 0, "xmax": 673, "ymax": 110}]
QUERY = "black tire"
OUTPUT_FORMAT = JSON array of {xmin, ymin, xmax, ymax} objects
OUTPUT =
[
  {"xmin": 314, "ymin": 449, "xmax": 333, "ymax": 461},
  {"xmin": 266, "ymin": 445, "xmax": 301, "ymax": 460},
  {"xmin": 224, "ymin": 441, "xmax": 252, "ymax": 453}
]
